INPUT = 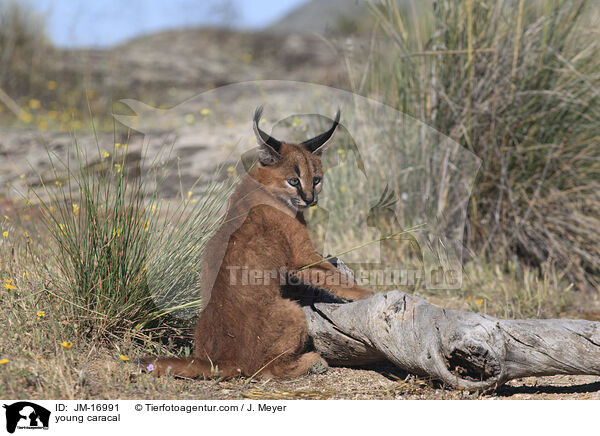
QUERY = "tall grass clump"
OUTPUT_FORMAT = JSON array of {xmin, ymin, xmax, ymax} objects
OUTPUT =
[
  {"xmin": 31, "ymin": 132, "xmax": 233, "ymax": 338},
  {"xmin": 365, "ymin": 0, "xmax": 600, "ymax": 289}
]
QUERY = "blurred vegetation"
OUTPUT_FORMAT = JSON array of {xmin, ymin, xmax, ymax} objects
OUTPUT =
[
  {"xmin": 362, "ymin": 0, "xmax": 600, "ymax": 291},
  {"xmin": 0, "ymin": 0, "xmax": 48, "ymax": 99},
  {"xmin": 0, "ymin": 0, "xmax": 88, "ymax": 130},
  {"xmin": 0, "ymin": 0, "xmax": 171, "ymax": 132}
]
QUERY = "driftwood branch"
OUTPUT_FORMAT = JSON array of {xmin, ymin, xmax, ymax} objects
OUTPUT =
[{"xmin": 304, "ymin": 291, "xmax": 600, "ymax": 390}]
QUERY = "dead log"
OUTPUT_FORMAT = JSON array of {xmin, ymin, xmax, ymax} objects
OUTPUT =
[{"xmin": 304, "ymin": 290, "xmax": 600, "ymax": 390}]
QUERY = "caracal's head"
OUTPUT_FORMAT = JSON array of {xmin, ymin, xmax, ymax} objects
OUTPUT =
[{"xmin": 250, "ymin": 106, "xmax": 340, "ymax": 212}]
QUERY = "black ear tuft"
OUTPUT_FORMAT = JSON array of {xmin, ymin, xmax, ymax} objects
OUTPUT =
[
  {"xmin": 302, "ymin": 109, "xmax": 340, "ymax": 155},
  {"xmin": 253, "ymin": 106, "xmax": 282, "ymax": 165}
]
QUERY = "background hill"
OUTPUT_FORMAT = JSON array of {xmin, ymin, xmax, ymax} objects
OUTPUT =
[{"xmin": 268, "ymin": 0, "xmax": 368, "ymax": 33}]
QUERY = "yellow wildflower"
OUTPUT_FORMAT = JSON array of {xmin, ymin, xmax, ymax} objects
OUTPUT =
[
  {"xmin": 3, "ymin": 215, "xmax": 8, "ymax": 220},
  {"xmin": 61, "ymin": 341, "xmax": 74, "ymax": 350},
  {"xmin": 28, "ymin": 99, "xmax": 41, "ymax": 110},
  {"xmin": 2, "ymin": 231, "xmax": 7, "ymax": 238},
  {"xmin": 72, "ymin": 204, "xmax": 79, "ymax": 215},
  {"xmin": 47, "ymin": 80, "xmax": 57, "ymax": 90},
  {"xmin": 37, "ymin": 311, "xmax": 45, "ymax": 318},
  {"xmin": 119, "ymin": 355, "xmax": 130, "ymax": 362},
  {"xmin": 0, "ymin": 359, "xmax": 9, "ymax": 365},
  {"xmin": 114, "ymin": 164, "xmax": 122, "ymax": 173},
  {"xmin": 3, "ymin": 279, "xmax": 16, "ymax": 290},
  {"xmin": 241, "ymin": 52, "xmax": 252, "ymax": 63},
  {"xmin": 340, "ymin": 186, "xmax": 347, "ymax": 193},
  {"xmin": 200, "ymin": 108, "xmax": 211, "ymax": 116},
  {"xmin": 102, "ymin": 150, "xmax": 110, "ymax": 159},
  {"xmin": 20, "ymin": 111, "xmax": 33, "ymax": 123}
]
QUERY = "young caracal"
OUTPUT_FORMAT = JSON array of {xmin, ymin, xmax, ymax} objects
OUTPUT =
[{"xmin": 145, "ymin": 107, "xmax": 372, "ymax": 378}]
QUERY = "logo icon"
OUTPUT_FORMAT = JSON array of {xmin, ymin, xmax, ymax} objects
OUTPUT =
[{"xmin": 3, "ymin": 402, "xmax": 50, "ymax": 434}]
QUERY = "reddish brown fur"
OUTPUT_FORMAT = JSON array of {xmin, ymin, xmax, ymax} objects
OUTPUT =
[{"xmin": 145, "ymin": 138, "xmax": 372, "ymax": 379}]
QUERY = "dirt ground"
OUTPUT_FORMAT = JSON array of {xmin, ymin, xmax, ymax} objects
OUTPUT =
[{"xmin": 122, "ymin": 362, "xmax": 600, "ymax": 400}]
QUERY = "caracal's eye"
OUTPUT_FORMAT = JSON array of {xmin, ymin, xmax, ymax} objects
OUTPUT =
[
  {"xmin": 287, "ymin": 177, "xmax": 300, "ymax": 186},
  {"xmin": 313, "ymin": 176, "xmax": 321, "ymax": 185}
]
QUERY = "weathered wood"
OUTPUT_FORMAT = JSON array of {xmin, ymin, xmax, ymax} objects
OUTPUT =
[{"xmin": 304, "ymin": 291, "xmax": 600, "ymax": 390}]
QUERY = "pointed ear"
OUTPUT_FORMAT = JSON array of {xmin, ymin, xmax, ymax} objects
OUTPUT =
[
  {"xmin": 253, "ymin": 106, "xmax": 282, "ymax": 165},
  {"xmin": 302, "ymin": 109, "xmax": 340, "ymax": 155}
]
